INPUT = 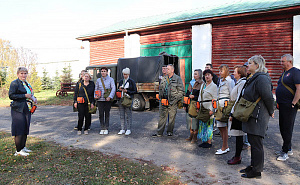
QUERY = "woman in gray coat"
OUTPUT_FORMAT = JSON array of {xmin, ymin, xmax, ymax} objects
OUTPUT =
[{"xmin": 239, "ymin": 55, "xmax": 274, "ymax": 179}]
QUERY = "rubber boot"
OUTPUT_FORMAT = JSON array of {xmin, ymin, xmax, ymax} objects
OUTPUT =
[
  {"xmin": 191, "ymin": 130, "xmax": 198, "ymax": 144},
  {"xmin": 185, "ymin": 129, "xmax": 193, "ymax": 141}
]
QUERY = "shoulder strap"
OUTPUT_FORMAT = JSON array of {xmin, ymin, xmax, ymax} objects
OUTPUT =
[
  {"xmin": 281, "ymin": 72, "xmax": 295, "ymax": 95},
  {"xmin": 200, "ymin": 84, "xmax": 205, "ymax": 106},
  {"xmin": 101, "ymin": 77, "xmax": 106, "ymax": 92},
  {"xmin": 82, "ymin": 86, "xmax": 90, "ymax": 104}
]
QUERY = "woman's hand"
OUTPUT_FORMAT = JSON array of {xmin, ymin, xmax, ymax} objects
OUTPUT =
[
  {"xmin": 209, "ymin": 110, "xmax": 213, "ymax": 116},
  {"xmin": 189, "ymin": 95, "xmax": 194, "ymax": 99},
  {"xmin": 229, "ymin": 116, "xmax": 233, "ymax": 121},
  {"xmin": 106, "ymin": 97, "xmax": 111, "ymax": 101},
  {"xmin": 74, "ymin": 102, "xmax": 77, "ymax": 108},
  {"xmin": 91, "ymin": 104, "xmax": 94, "ymax": 109},
  {"xmin": 271, "ymin": 113, "xmax": 274, "ymax": 118}
]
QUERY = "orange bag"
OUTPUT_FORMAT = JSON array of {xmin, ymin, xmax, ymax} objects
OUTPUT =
[
  {"xmin": 183, "ymin": 97, "xmax": 190, "ymax": 105},
  {"xmin": 30, "ymin": 105, "xmax": 37, "ymax": 114},
  {"xmin": 116, "ymin": 91, "xmax": 122, "ymax": 98},
  {"xmin": 77, "ymin": 97, "xmax": 85, "ymax": 103},
  {"xmin": 156, "ymin": 94, "xmax": 160, "ymax": 100},
  {"xmin": 224, "ymin": 100, "xmax": 228, "ymax": 107},
  {"xmin": 95, "ymin": 90, "xmax": 101, "ymax": 97},
  {"xmin": 212, "ymin": 99, "xmax": 217, "ymax": 109},
  {"xmin": 196, "ymin": 102, "xmax": 200, "ymax": 109},
  {"xmin": 161, "ymin": 99, "xmax": 169, "ymax": 106}
]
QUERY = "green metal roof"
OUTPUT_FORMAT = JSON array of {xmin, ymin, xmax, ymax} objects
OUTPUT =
[{"xmin": 77, "ymin": 0, "xmax": 300, "ymax": 39}]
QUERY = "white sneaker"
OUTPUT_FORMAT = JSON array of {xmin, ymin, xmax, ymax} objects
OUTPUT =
[
  {"xmin": 103, "ymin": 130, "xmax": 109, "ymax": 135},
  {"xmin": 215, "ymin": 148, "xmax": 229, "ymax": 155},
  {"xmin": 125, "ymin": 130, "xmax": 131, "ymax": 136},
  {"xmin": 22, "ymin": 147, "xmax": 32, "ymax": 153},
  {"xmin": 14, "ymin": 150, "xmax": 30, "ymax": 156},
  {"xmin": 77, "ymin": 131, "xmax": 82, "ymax": 135},
  {"xmin": 277, "ymin": 153, "xmax": 289, "ymax": 161},
  {"xmin": 118, "ymin": 130, "xmax": 125, "ymax": 135},
  {"xmin": 84, "ymin": 130, "xmax": 88, "ymax": 135},
  {"xmin": 99, "ymin": 130, "xmax": 104, "ymax": 135}
]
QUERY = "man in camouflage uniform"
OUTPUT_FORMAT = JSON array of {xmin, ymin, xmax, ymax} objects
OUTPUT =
[{"xmin": 152, "ymin": 64, "xmax": 184, "ymax": 137}]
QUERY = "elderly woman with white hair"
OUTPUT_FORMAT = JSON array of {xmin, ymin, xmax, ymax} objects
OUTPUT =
[
  {"xmin": 9, "ymin": 67, "xmax": 37, "ymax": 156},
  {"xmin": 239, "ymin": 55, "xmax": 274, "ymax": 179},
  {"xmin": 74, "ymin": 72, "xmax": 95, "ymax": 135},
  {"xmin": 117, "ymin": 67, "xmax": 137, "ymax": 136}
]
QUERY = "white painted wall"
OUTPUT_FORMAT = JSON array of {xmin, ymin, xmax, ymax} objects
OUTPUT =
[
  {"xmin": 124, "ymin": 33, "xmax": 140, "ymax": 58},
  {"xmin": 293, "ymin": 15, "xmax": 300, "ymax": 69},
  {"xmin": 192, "ymin": 23, "xmax": 212, "ymax": 77}
]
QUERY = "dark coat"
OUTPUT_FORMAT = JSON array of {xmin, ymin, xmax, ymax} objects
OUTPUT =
[
  {"xmin": 9, "ymin": 79, "xmax": 28, "ymax": 113},
  {"xmin": 74, "ymin": 80, "xmax": 95, "ymax": 105},
  {"xmin": 118, "ymin": 78, "xmax": 137, "ymax": 99},
  {"xmin": 242, "ymin": 72, "xmax": 275, "ymax": 138}
]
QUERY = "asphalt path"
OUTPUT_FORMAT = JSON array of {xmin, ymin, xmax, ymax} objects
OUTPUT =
[{"xmin": 0, "ymin": 106, "xmax": 299, "ymax": 184}]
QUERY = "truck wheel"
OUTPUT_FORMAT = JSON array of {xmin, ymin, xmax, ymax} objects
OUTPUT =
[{"xmin": 132, "ymin": 94, "xmax": 145, "ymax": 111}]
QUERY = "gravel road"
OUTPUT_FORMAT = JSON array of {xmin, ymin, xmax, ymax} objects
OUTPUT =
[{"xmin": 0, "ymin": 106, "xmax": 299, "ymax": 184}]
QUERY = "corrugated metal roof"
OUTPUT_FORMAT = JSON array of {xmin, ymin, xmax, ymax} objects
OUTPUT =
[{"xmin": 77, "ymin": 0, "xmax": 300, "ymax": 39}]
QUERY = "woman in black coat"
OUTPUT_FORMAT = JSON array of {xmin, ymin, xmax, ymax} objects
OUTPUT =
[
  {"xmin": 240, "ymin": 55, "xmax": 274, "ymax": 178},
  {"xmin": 74, "ymin": 72, "xmax": 95, "ymax": 135},
  {"xmin": 9, "ymin": 67, "xmax": 37, "ymax": 156}
]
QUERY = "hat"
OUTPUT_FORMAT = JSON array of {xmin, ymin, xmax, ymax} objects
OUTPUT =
[{"xmin": 243, "ymin": 62, "xmax": 248, "ymax": 66}]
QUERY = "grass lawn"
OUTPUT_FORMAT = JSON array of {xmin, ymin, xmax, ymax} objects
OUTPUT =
[
  {"xmin": 0, "ymin": 132, "xmax": 182, "ymax": 184},
  {"xmin": 0, "ymin": 90, "xmax": 74, "ymax": 107}
]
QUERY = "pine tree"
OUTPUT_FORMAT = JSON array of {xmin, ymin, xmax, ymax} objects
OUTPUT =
[
  {"xmin": 27, "ymin": 64, "xmax": 42, "ymax": 93},
  {"xmin": 60, "ymin": 65, "xmax": 73, "ymax": 83},
  {"xmin": 53, "ymin": 70, "xmax": 61, "ymax": 90},
  {"xmin": 41, "ymin": 68, "xmax": 53, "ymax": 90}
]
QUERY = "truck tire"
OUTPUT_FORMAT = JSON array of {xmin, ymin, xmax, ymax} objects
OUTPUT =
[{"xmin": 132, "ymin": 94, "xmax": 145, "ymax": 111}]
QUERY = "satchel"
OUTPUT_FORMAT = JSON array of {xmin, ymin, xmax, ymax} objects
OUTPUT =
[
  {"xmin": 233, "ymin": 97, "xmax": 261, "ymax": 122},
  {"xmin": 222, "ymin": 100, "xmax": 235, "ymax": 118},
  {"xmin": 215, "ymin": 106, "xmax": 229, "ymax": 123},
  {"xmin": 83, "ymin": 86, "xmax": 97, "ymax": 114},
  {"xmin": 188, "ymin": 100, "xmax": 198, "ymax": 117},
  {"xmin": 196, "ymin": 105, "xmax": 211, "ymax": 123},
  {"xmin": 88, "ymin": 103, "xmax": 97, "ymax": 114},
  {"xmin": 121, "ymin": 96, "xmax": 132, "ymax": 107},
  {"xmin": 101, "ymin": 78, "xmax": 113, "ymax": 100}
]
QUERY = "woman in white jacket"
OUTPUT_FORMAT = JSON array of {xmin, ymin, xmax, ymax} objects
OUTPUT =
[
  {"xmin": 215, "ymin": 64, "xmax": 235, "ymax": 155},
  {"xmin": 227, "ymin": 66, "xmax": 247, "ymax": 164},
  {"xmin": 197, "ymin": 69, "xmax": 218, "ymax": 148}
]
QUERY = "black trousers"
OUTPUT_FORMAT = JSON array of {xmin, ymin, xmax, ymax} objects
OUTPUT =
[
  {"xmin": 77, "ymin": 103, "xmax": 91, "ymax": 131},
  {"xmin": 278, "ymin": 103, "xmax": 298, "ymax": 153},
  {"xmin": 248, "ymin": 134, "xmax": 264, "ymax": 172},
  {"xmin": 97, "ymin": 101, "xmax": 112, "ymax": 130}
]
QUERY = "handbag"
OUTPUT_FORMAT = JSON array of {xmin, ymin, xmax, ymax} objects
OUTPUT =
[
  {"xmin": 83, "ymin": 86, "xmax": 97, "ymax": 114},
  {"xmin": 281, "ymin": 72, "xmax": 300, "ymax": 109},
  {"xmin": 73, "ymin": 82, "xmax": 81, "ymax": 112},
  {"xmin": 233, "ymin": 96, "xmax": 261, "ymax": 122},
  {"xmin": 195, "ymin": 84, "xmax": 211, "ymax": 122},
  {"xmin": 188, "ymin": 100, "xmax": 198, "ymax": 117},
  {"xmin": 121, "ymin": 96, "xmax": 132, "ymax": 107},
  {"xmin": 101, "ymin": 78, "xmax": 113, "ymax": 99}
]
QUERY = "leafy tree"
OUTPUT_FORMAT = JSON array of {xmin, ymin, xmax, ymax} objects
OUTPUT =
[
  {"xmin": 61, "ymin": 65, "xmax": 72, "ymax": 83},
  {"xmin": 27, "ymin": 64, "xmax": 42, "ymax": 93},
  {"xmin": 41, "ymin": 68, "xmax": 53, "ymax": 90}
]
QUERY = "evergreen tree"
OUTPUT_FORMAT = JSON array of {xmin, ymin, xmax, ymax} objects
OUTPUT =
[
  {"xmin": 53, "ymin": 70, "xmax": 61, "ymax": 90},
  {"xmin": 61, "ymin": 65, "xmax": 72, "ymax": 83},
  {"xmin": 41, "ymin": 68, "xmax": 53, "ymax": 90},
  {"xmin": 27, "ymin": 64, "xmax": 42, "ymax": 93}
]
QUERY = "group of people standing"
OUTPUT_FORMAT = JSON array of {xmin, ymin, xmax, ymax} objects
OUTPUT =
[
  {"xmin": 73, "ymin": 67, "xmax": 137, "ymax": 136},
  {"xmin": 9, "ymin": 54, "xmax": 299, "ymax": 180},
  {"xmin": 152, "ymin": 54, "xmax": 299, "ymax": 179}
]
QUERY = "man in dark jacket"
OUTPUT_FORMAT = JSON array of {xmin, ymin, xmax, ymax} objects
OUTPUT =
[
  {"xmin": 152, "ymin": 64, "xmax": 184, "ymax": 137},
  {"xmin": 275, "ymin": 54, "xmax": 300, "ymax": 161}
]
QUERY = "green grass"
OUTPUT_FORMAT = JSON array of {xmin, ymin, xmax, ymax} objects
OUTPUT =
[
  {"xmin": 0, "ymin": 90, "xmax": 74, "ymax": 107},
  {"xmin": 0, "ymin": 132, "xmax": 182, "ymax": 184}
]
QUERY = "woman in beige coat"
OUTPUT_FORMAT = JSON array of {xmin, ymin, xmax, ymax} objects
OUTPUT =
[{"xmin": 197, "ymin": 69, "xmax": 217, "ymax": 148}]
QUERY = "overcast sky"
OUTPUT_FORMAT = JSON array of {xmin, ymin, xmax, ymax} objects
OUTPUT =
[{"xmin": 0, "ymin": 0, "xmax": 229, "ymax": 65}]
